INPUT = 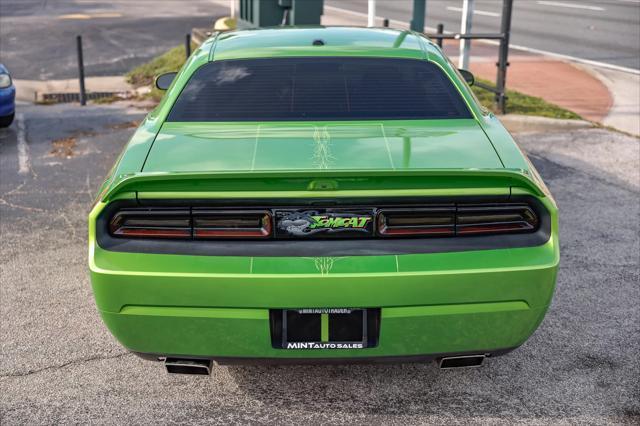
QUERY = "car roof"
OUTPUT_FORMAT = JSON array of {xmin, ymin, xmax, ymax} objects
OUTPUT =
[{"xmin": 210, "ymin": 26, "xmax": 440, "ymax": 61}]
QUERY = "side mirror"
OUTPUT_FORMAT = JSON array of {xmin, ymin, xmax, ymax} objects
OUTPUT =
[
  {"xmin": 458, "ymin": 69, "xmax": 475, "ymax": 86},
  {"xmin": 155, "ymin": 72, "xmax": 177, "ymax": 90}
]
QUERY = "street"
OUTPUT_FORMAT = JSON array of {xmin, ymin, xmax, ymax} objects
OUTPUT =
[
  {"xmin": 2, "ymin": 1, "xmax": 638, "ymax": 81},
  {"xmin": 0, "ymin": 0, "xmax": 225, "ymax": 80},
  {"xmin": 0, "ymin": 103, "xmax": 638, "ymax": 424},
  {"xmin": 326, "ymin": 0, "xmax": 640, "ymax": 71}
]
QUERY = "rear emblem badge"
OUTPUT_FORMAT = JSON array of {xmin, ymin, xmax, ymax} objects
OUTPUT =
[{"xmin": 275, "ymin": 210, "xmax": 374, "ymax": 237}]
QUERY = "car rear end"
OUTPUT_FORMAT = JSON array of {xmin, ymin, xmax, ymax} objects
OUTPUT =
[
  {"xmin": 88, "ymin": 28, "xmax": 559, "ymax": 369},
  {"xmin": 89, "ymin": 170, "xmax": 558, "ymax": 365}
]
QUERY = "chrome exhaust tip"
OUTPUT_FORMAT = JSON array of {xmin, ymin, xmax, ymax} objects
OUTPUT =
[
  {"xmin": 164, "ymin": 358, "xmax": 212, "ymax": 375},
  {"xmin": 438, "ymin": 354, "xmax": 486, "ymax": 369}
]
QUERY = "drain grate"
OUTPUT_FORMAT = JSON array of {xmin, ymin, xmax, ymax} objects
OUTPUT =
[{"xmin": 40, "ymin": 91, "xmax": 128, "ymax": 104}]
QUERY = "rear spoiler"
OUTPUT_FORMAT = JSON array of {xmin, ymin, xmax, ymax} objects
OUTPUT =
[{"xmin": 101, "ymin": 168, "xmax": 543, "ymax": 203}]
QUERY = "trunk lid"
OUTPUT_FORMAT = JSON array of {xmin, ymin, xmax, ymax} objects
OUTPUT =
[{"xmin": 142, "ymin": 120, "xmax": 504, "ymax": 173}]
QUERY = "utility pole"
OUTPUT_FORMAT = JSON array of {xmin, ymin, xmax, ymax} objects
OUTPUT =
[
  {"xmin": 410, "ymin": 0, "xmax": 426, "ymax": 32},
  {"xmin": 496, "ymin": 0, "xmax": 513, "ymax": 113},
  {"xmin": 458, "ymin": 0, "xmax": 474, "ymax": 69},
  {"xmin": 367, "ymin": 0, "xmax": 376, "ymax": 27}
]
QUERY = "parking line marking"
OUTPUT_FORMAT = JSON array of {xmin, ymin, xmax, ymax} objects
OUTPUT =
[
  {"xmin": 483, "ymin": 39, "xmax": 640, "ymax": 75},
  {"xmin": 16, "ymin": 113, "xmax": 31, "ymax": 175},
  {"xmin": 537, "ymin": 1, "xmax": 605, "ymax": 11},
  {"xmin": 446, "ymin": 6, "xmax": 500, "ymax": 17},
  {"xmin": 57, "ymin": 12, "xmax": 123, "ymax": 20},
  {"xmin": 57, "ymin": 13, "xmax": 92, "ymax": 19}
]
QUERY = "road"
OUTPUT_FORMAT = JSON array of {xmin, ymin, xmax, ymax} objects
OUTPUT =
[
  {"xmin": 0, "ymin": 0, "xmax": 225, "ymax": 80},
  {"xmin": 3, "ymin": 0, "xmax": 638, "ymax": 81},
  {"xmin": 0, "ymin": 103, "xmax": 638, "ymax": 424},
  {"xmin": 326, "ymin": 0, "xmax": 640, "ymax": 70}
]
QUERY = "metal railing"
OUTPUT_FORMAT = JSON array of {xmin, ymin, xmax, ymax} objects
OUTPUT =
[{"xmin": 425, "ymin": 0, "xmax": 514, "ymax": 114}]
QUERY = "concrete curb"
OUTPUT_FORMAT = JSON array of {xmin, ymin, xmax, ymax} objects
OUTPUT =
[
  {"xmin": 192, "ymin": 16, "xmax": 233, "ymax": 45},
  {"xmin": 14, "ymin": 77, "xmax": 134, "ymax": 103},
  {"xmin": 499, "ymin": 114, "xmax": 594, "ymax": 134},
  {"xmin": 192, "ymin": 27, "xmax": 215, "ymax": 45},
  {"xmin": 214, "ymin": 16, "xmax": 236, "ymax": 31}
]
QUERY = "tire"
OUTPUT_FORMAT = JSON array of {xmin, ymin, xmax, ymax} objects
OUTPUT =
[{"xmin": 0, "ymin": 113, "xmax": 14, "ymax": 128}]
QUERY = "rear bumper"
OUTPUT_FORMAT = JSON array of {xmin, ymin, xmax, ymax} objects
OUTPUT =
[
  {"xmin": 134, "ymin": 347, "xmax": 519, "ymax": 364},
  {"xmin": 99, "ymin": 303, "xmax": 549, "ymax": 359},
  {"xmin": 90, "ymin": 237, "xmax": 558, "ymax": 359}
]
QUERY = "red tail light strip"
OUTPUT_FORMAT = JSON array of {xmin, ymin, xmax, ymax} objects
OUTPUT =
[
  {"xmin": 456, "ymin": 223, "xmax": 533, "ymax": 235},
  {"xmin": 116, "ymin": 228, "xmax": 192, "ymax": 238},
  {"xmin": 379, "ymin": 227, "xmax": 455, "ymax": 236}
]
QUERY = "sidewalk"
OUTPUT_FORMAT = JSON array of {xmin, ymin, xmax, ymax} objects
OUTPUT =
[
  {"xmin": 322, "ymin": 6, "xmax": 639, "ymax": 137},
  {"xmin": 589, "ymin": 67, "xmax": 640, "ymax": 136},
  {"xmin": 13, "ymin": 77, "xmax": 133, "ymax": 103},
  {"xmin": 442, "ymin": 42, "xmax": 613, "ymax": 122}
]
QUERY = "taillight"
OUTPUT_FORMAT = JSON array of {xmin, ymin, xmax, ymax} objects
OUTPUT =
[
  {"xmin": 108, "ymin": 204, "xmax": 538, "ymax": 240},
  {"xmin": 456, "ymin": 205, "xmax": 538, "ymax": 235},
  {"xmin": 378, "ymin": 208, "xmax": 455, "ymax": 236},
  {"xmin": 109, "ymin": 209, "xmax": 191, "ymax": 238},
  {"xmin": 193, "ymin": 210, "xmax": 272, "ymax": 239},
  {"xmin": 109, "ymin": 209, "xmax": 272, "ymax": 239},
  {"xmin": 377, "ymin": 204, "xmax": 538, "ymax": 237}
]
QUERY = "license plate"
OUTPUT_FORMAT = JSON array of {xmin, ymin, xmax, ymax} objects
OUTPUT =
[{"xmin": 281, "ymin": 308, "xmax": 368, "ymax": 349}]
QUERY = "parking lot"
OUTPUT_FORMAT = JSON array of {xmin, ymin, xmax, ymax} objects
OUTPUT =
[{"xmin": 0, "ymin": 103, "xmax": 638, "ymax": 424}]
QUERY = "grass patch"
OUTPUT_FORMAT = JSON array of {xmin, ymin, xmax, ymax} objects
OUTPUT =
[
  {"xmin": 126, "ymin": 45, "xmax": 193, "ymax": 101},
  {"xmin": 126, "ymin": 47, "xmax": 582, "ymax": 120},
  {"xmin": 127, "ymin": 45, "xmax": 189, "ymax": 86},
  {"xmin": 472, "ymin": 79, "xmax": 581, "ymax": 120}
]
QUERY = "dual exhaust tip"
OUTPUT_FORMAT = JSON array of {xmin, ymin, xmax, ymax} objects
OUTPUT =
[
  {"xmin": 163, "ymin": 354, "xmax": 486, "ymax": 375},
  {"xmin": 438, "ymin": 354, "xmax": 486, "ymax": 369},
  {"xmin": 164, "ymin": 358, "xmax": 213, "ymax": 375}
]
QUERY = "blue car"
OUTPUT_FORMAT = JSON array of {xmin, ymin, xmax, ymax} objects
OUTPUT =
[{"xmin": 0, "ymin": 64, "xmax": 16, "ymax": 127}]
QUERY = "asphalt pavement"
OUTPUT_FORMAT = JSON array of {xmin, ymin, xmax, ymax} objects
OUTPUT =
[
  {"xmin": 0, "ymin": 103, "xmax": 638, "ymax": 424},
  {"xmin": 0, "ymin": 0, "xmax": 225, "ymax": 80},
  {"xmin": 325, "ymin": 0, "xmax": 640, "ymax": 71}
]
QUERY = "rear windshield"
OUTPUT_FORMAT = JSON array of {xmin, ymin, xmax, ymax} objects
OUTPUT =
[{"xmin": 167, "ymin": 57, "xmax": 471, "ymax": 122}]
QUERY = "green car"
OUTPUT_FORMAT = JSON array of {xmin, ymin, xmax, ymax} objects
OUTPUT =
[{"xmin": 89, "ymin": 27, "xmax": 559, "ymax": 374}]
